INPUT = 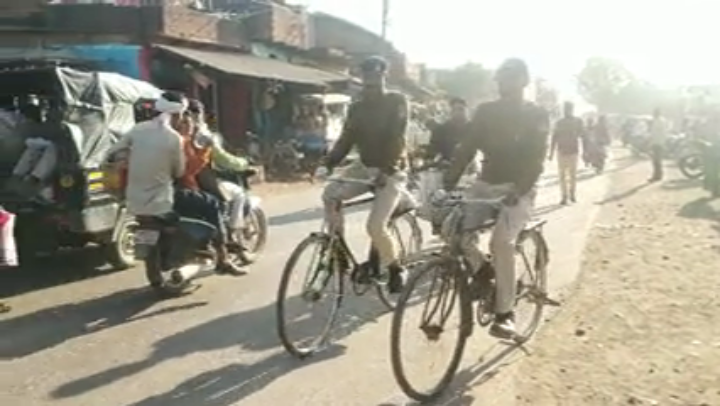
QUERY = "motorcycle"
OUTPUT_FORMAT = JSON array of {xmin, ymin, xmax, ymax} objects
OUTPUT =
[
  {"xmin": 678, "ymin": 144, "xmax": 704, "ymax": 180},
  {"xmin": 266, "ymin": 139, "xmax": 302, "ymax": 180},
  {"xmin": 134, "ymin": 169, "xmax": 267, "ymax": 297},
  {"xmin": 294, "ymin": 133, "xmax": 329, "ymax": 181}
]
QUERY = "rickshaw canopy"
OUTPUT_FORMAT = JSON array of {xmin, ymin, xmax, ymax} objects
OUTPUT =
[{"xmin": 0, "ymin": 65, "xmax": 161, "ymax": 168}]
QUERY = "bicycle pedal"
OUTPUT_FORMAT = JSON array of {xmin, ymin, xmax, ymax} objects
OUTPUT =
[
  {"xmin": 541, "ymin": 294, "xmax": 562, "ymax": 307},
  {"xmin": 351, "ymin": 266, "xmax": 374, "ymax": 285}
]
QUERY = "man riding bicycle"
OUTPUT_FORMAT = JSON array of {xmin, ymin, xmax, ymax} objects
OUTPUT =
[
  {"xmin": 440, "ymin": 58, "xmax": 550, "ymax": 339},
  {"xmin": 315, "ymin": 56, "xmax": 414, "ymax": 294}
]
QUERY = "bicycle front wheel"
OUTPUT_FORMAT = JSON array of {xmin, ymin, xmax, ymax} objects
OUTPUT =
[
  {"xmin": 376, "ymin": 212, "xmax": 425, "ymax": 310},
  {"xmin": 390, "ymin": 256, "xmax": 471, "ymax": 402},
  {"xmin": 276, "ymin": 233, "xmax": 344, "ymax": 358}
]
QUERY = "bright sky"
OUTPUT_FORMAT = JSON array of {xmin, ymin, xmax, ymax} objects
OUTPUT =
[{"xmin": 300, "ymin": 0, "xmax": 720, "ymax": 94}]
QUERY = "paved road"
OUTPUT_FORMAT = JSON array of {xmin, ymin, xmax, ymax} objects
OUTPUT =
[{"xmin": 0, "ymin": 158, "xmax": 620, "ymax": 406}]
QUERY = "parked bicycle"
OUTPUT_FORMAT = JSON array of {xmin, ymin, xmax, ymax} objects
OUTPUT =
[
  {"xmin": 389, "ymin": 190, "xmax": 557, "ymax": 402},
  {"xmin": 276, "ymin": 177, "xmax": 423, "ymax": 359}
]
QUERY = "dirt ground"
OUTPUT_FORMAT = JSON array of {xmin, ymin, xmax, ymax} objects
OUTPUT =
[{"xmin": 516, "ymin": 153, "xmax": 720, "ymax": 406}]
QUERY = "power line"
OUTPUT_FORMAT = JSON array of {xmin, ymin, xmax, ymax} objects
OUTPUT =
[{"xmin": 381, "ymin": 0, "xmax": 389, "ymax": 39}]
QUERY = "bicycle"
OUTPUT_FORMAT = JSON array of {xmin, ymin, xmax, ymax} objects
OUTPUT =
[
  {"xmin": 389, "ymin": 191, "xmax": 557, "ymax": 402},
  {"xmin": 276, "ymin": 177, "xmax": 424, "ymax": 359}
]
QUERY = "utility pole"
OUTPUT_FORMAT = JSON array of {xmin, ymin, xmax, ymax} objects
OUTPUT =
[{"xmin": 381, "ymin": 0, "xmax": 389, "ymax": 39}]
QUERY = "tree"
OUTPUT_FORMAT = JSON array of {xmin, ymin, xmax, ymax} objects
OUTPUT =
[
  {"xmin": 576, "ymin": 57, "xmax": 634, "ymax": 112},
  {"xmin": 534, "ymin": 78, "xmax": 560, "ymax": 118},
  {"xmin": 434, "ymin": 62, "xmax": 494, "ymax": 105}
]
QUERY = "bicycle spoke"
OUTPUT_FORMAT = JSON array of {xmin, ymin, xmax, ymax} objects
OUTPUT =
[
  {"xmin": 391, "ymin": 258, "xmax": 469, "ymax": 402},
  {"xmin": 277, "ymin": 234, "xmax": 344, "ymax": 358}
]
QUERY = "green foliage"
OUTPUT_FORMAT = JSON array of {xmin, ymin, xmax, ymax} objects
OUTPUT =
[
  {"xmin": 535, "ymin": 78, "xmax": 560, "ymax": 118},
  {"xmin": 576, "ymin": 57, "xmax": 697, "ymax": 117},
  {"xmin": 434, "ymin": 62, "xmax": 494, "ymax": 105},
  {"xmin": 576, "ymin": 57, "xmax": 634, "ymax": 112}
]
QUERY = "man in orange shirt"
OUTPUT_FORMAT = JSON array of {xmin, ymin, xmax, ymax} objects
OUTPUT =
[{"xmin": 174, "ymin": 106, "xmax": 245, "ymax": 275}]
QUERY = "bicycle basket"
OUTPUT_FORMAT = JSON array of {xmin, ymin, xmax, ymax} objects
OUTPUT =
[
  {"xmin": 438, "ymin": 200, "xmax": 500, "ymax": 241},
  {"xmin": 415, "ymin": 169, "xmax": 443, "ymax": 220}
]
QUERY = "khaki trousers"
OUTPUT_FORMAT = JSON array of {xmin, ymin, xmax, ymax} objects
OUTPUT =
[
  {"xmin": 464, "ymin": 181, "xmax": 536, "ymax": 314},
  {"xmin": 557, "ymin": 153, "xmax": 578, "ymax": 200},
  {"xmin": 322, "ymin": 162, "xmax": 413, "ymax": 267},
  {"xmin": 13, "ymin": 140, "xmax": 58, "ymax": 181}
]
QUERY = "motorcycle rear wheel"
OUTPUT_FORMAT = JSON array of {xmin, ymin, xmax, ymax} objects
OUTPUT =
[
  {"xmin": 237, "ymin": 206, "xmax": 268, "ymax": 264},
  {"xmin": 144, "ymin": 247, "xmax": 193, "ymax": 297},
  {"xmin": 678, "ymin": 154, "xmax": 704, "ymax": 180}
]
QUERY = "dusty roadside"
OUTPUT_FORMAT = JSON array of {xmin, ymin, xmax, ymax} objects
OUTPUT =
[{"xmin": 515, "ymin": 153, "xmax": 720, "ymax": 405}]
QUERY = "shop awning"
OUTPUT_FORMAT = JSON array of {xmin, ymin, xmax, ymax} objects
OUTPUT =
[{"xmin": 155, "ymin": 44, "xmax": 350, "ymax": 86}]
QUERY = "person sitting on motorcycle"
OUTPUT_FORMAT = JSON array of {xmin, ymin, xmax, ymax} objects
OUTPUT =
[
  {"xmin": 104, "ymin": 91, "xmax": 186, "ymax": 220},
  {"xmin": 186, "ymin": 100, "xmax": 251, "ymax": 245},
  {"xmin": 439, "ymin": 58, "xmax": 549, "ymax": 339},
  {"xmin": 315, "ymin": 56, "xmax": 415, "ymax": 294},
  {"xmin": 174, "ymin": 102, "xmax": 246, "ymax": 275}
]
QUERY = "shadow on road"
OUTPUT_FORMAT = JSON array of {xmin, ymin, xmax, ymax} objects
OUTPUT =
[
  {"xmin": 51, "ymin": 294, "xmax": 387, "ymax": 404},
  {"xmin": 268, "ymin": 197, "xmax": 370, "ymax": 227},
  {"xmin": 0, "ymin": 287, "xmax": 208, "ymax": 360},
  {"xmin": 595, "ymin": 181, "xmax": 650, "ymax": 205},
  {"xmin": 378, "ymin": 342, "xmax": 524, "ymax": 406},
  {"xmin": 125, "ymin": 346, "xmax": 346, "ymax": 406},
  {"xmin": 0, "ymin": 247, "xmax": 127, "ymax": 299},
  {"xmin": 678, "ymin": 196, "xmax": 720, "ymax": 222},
  {"xmin": 662, "ymin": 178, "xmax": 702, "ymax": 191}
]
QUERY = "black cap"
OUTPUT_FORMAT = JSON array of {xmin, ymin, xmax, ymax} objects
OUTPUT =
[
  {"xmin": 160, "ymin": 91, "xmax": 186, "ymax": 105},
  {"xmin": 187, "ymin": 98, "xmax": 204, "ymax": 114},
  {"xmin": 360, "ymin": 56, "xmax": 388, "ymax": 74}
]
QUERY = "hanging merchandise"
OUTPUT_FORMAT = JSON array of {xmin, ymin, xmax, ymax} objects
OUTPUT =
[{"xmin": 261, "ymin": 89, "xmax": 276, "ymax": 111}]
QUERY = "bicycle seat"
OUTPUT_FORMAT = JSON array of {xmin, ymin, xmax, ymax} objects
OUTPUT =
[{"xmin": 523, "ymin": 218, "xmax": 546, "ymax": 231}]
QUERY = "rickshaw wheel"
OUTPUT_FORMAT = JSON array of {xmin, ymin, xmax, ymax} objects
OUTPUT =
[{"xmin": 104, "ymin": 215, "xmax": 138, "ymax": 270}]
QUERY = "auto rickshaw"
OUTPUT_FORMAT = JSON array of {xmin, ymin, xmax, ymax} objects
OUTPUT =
[{"xmin": 0, "ymin": 62, "xmax": 161, "ymax": 269}]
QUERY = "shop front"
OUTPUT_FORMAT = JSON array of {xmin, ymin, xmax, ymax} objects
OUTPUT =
[{"xmin": 151, "ymin": 44, "xmax": 350, "ymax": 148}]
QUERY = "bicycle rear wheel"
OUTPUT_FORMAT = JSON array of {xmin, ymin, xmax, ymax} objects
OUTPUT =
[
  {"xmin": 276, "ymin": 233, "xmax": 344, "ymax": 358},
  {"xmin": 513, "ymin": 228, "xmax": 550, "ymax": 342},
  {"xmin": 376, "ymin": 212, "xmax": 424, "ymax": 310},
  {"xmin": 390, "ymin": 256, "xmax": 471, "ymax": 402}
]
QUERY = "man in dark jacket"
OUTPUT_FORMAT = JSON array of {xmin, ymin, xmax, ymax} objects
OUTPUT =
[
  {"xmin": 443, "ymin": 58, "xmax": 550, "ymax": 339},
  {"xmin": 427, "ymin": 97, "xmax": 469, "ymax": 161},
  {"xmin": 315, "ymin": 56, "xmax": 413, "ymax": 293},
  {"xmin": 549, "ymin": 101, "xmax": 584, "ymax": 204}
]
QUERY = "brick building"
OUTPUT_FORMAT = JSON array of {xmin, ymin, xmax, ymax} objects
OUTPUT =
[{"xmin": 0, "ymin": 1, "xmax": 349, "ymax": 145}]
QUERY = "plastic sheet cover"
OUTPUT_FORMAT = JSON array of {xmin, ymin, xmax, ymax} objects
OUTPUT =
[{"xmin": 0, "ymin": 67, "xmax": 161, "ymax": 169}]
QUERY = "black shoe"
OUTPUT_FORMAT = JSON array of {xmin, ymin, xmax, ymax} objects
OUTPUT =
[
  {"xmin": 387, "ymin": 263, "xmax": 407, "ymax": 294},
  {"xmin": 489, "ymin": 312, "xmax": 516, "ymax": 339},
  {"xmin": 216, "ymin": 261, "xmax": 248, "ymax": 276},
  {"xmin": 560, "ymin": 198, "xmax": 568, "ymax": 205}
]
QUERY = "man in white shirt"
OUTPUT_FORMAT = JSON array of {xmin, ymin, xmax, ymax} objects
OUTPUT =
[
  {"xmin": 105, "ymin": 92, "xmax": 186, "ymax": 216},
  {"xmin": 649, "ymin": 108, "xmax": 668, "ymax": 182}
]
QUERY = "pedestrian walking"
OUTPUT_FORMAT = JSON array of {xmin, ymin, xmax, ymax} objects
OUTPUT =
[
  {"xmin": 549, "ymin": 102, "xmax": 584, "ymax": 204},
  {"xmin": 648, "ymin": 108, "xmax": 669, "ymax": 182}
]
